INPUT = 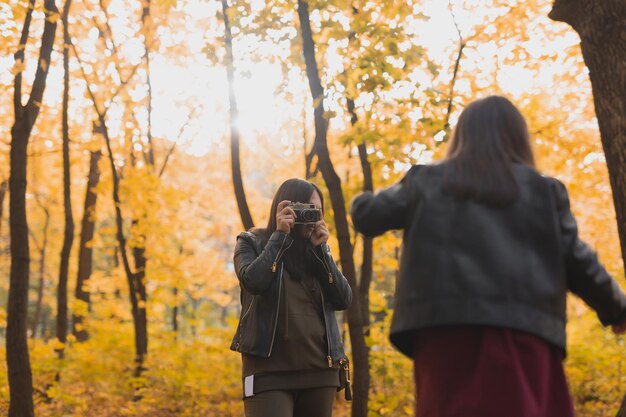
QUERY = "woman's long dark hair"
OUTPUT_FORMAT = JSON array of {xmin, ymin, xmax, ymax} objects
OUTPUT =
[
  {"xmin": 253, "ymin": 178, "xmax": 324, "ymax": 241},
  {"xmin": 443, "ymin": 95, "xmax": 535, "ymax": 206},
  {"xmin": 252, "ymin": 178, "xmax": 325, "ymax": 280}
]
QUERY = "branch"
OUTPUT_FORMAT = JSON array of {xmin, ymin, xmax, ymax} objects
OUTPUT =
[
  {"xmin": 69, "ymin": 36, "xmax": 142, "ymax": 120},
  {"xmin": 443, "ymin": 0, "xmax": 466, "ymax": 135},
  {"xmin": 25, "ymin": 0, "xmax": 60, "ymax": 123},
  {"xmin": 98, "ymin": 0, "xmax": 121, "ymax": 57},
  {"xmin": 82, "ymin": 0, "xmax": 124, "ymax": 76},
  {"xmin": 158, "ymin": 107, "xmax": 197, "ymax": 178},
  {"xmin": 69, "ymin": 32, "xmax": 136, "ymax": 293},
  {"xmin": 141, "ymin": 0, "xmax": 154, "ymax": 167},
  {"xmin": 13, "ymin": 0, "xmax": 36, "ymax": 115},
  {"xmin": 104, "ymin": 63, "xmax": 142, "ymax": 117},
  {"xmin": 70, "ymin": 39, "xmax": 105, "ymax": 117}
]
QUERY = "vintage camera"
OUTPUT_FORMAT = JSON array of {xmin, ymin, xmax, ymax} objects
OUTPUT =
[{"xmin": 288, "ymin": 202, "xmax": 321, "ymax": 224}]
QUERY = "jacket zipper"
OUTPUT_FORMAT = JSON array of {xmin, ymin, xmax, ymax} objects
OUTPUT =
[
  {"xmin": 240, "ymin": 297, "xmax": 255, "ymax": 323},
  {"xmin": 312, "ymin": 246, "xmax": 334, "ymax": 284},
  {"xmin": 267, "ymin": 263, "xmax": 283, "ymax": 357},
  {"xmin": 319, "ymin": 289, "xmax": 333, "ymax": 367},
  {"xmin": 272, "ymin": 234, "xmax": 290, "ymax": 272}
]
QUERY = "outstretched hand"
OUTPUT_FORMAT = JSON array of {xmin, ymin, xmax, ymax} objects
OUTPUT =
[{"xmin": 612, "ymin": 320, "xmax": 626, "ymax": 335}]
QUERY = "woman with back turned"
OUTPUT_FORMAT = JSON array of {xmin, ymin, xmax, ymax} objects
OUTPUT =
[
  {"xmin": 351, "ymin": 95, "xmax": 626, "ymax": 417},
  {"xmin": 231, "ymin": 178, "xmax": 352, "ymax": 417}
]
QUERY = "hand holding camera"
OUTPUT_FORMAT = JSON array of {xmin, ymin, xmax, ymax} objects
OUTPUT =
[
  {"xmin": 276, "ymin": 200, "xmax": 296, "ymax": 233},
  {"xmin": 276, "ymin": 201, "xmax": 326, "ymax": 245},
  {"xmin": 310, "ymin": 220, "xmax": 329, "ymax": 247}
]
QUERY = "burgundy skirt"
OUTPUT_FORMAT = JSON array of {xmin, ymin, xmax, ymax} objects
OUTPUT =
[{"xmin": 412, "ymin": 326, "xmax": 574, "ymax": 417}]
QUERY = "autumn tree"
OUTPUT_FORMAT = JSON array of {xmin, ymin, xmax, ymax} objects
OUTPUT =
[
  {"xmin": 549, "ymin": 0, "xmax": 626, "ymax": 280},
  {"xmin": 547, "ymin": 1, "xmax": 626, "ymax": 415},
  {"xmin": 56, "ymin": 0, "xmax": 74, "ymax": 360},
  {"xmin": 297, "ymin": 1, "xmax": 370, "ymax": 415},
  {"xmin": 72, "ymin": 147, "xmax": 101, "ymax": 341},
  {"xmin": 7, "ymin": 0, "xmax": 58, "ymax": 415},
  {"xmin": 70, "ymin": 0, "xmax": 148, "ymax": 374},
  {"xmin": 221, "ymin": 0, "xmax": 255, "ymax": 231}
]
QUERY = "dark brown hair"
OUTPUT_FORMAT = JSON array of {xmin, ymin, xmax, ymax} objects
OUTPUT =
[
  {"xmin": 252, "ymin": 178, "xmax": 325, "ymax": 244},
  {"xmin": 252, "ymin": 178, "xmax": 325, "ymax": 280},
  {"xmin": 443, "ymin": 95, "xmax": 535, "ymax": 206}
]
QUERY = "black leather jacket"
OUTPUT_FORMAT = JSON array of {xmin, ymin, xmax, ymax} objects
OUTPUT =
[
  {"xmin": 351, "ymin": 163, "xmax": 626, "ymax": 357},
  {"xmin": 230, "ymin": 230, "xmax": 352, "ymax": 363}
]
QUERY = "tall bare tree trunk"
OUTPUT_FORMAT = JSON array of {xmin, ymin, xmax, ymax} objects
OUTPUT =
[
  {"xmin": 126, "ymin": 0, "xmax": 153, "ymax": 378},
  {"xmin": 72, "ymin": 32, "xmax": 148, "ymax": 380},
  {"xmin": 548, "ymin": 2, "xmax": 626, "ymax": 415},
  {"xmin": 297, "ymin": 2, "xmax": 369, "ymax": 415},
  {"xmin": 7, "ymin": 0, "xmax": 58, "ymax": 415},
  {"xmin": 56, "ymin": 0, "xmax": 74, "ymax": 360},
  {"xmin": 346, "ymin": 98, "xmax": 374, "ymax": 337},
  {"xmin": 30, "ymin": 205, "xmax": 50, "ymax": 339},
  {"xmin": 222, "ymin": 0, "xmax": 254, "ymax": 231},
  {"xmin": 344, "ymin": 4, "xmax": 374, "ymax": 335},
  {"xmin": 98, "ymin": 115, "xmax": 148, "ymax": 375},
  {"xmin": 72, "ymin": 149, "xmax": 101, "ymax": 341}
]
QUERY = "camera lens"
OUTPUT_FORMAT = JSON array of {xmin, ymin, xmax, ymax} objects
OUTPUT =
[{"xmin": 301, "ymin": 210, "xmax": 315, "ymax": 222}]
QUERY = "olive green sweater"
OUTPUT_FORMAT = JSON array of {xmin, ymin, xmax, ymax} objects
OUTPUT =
[{"xmin": 242, "ymin": 269, "xmax": 339, "ymax": 395}]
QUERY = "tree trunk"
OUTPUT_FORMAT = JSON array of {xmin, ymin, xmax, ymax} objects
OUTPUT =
[
  {"xmin": 31, "ymin": 207, "xmax": 50, "ymax": 339},
  {"xmin": 131, "ymin": 243, "xmax": 148, "ymax": 377},
  {"xmin": 346, "ymin": 96, "xmax": 374, "ymax": 337},
  {"xmin": 0, "ymin": 180, "xmax": 7, "ymax": 237},
  {"xmin": 222, "ymin": 0, "xmax": 254, "ymax": 231},
  {"xmin": 7, "ymin": 0, "xmax": 58, "ymax": 415},
  {"xmin": 191, "ymin": 297, "xmax": 199, "ymax": 338},
  {"xmin": 548, "ymin": 1, "xmax": 626, "ymax": 415},
  {"xmin": 172, "ymin": 287, "xmax": 178, "ymax": 335},
  {"xmin": 297, "ymin": 2, "xmax": 369, "ymax": 415},
  {"xmin": 141, "ymin": 0, "xmax": 154, "ymax": 167},
  {"xmin": 72, "ymin": 149, "xmax": 101, "ymax": 341},
  {"xmin": 125, "ymin": 0, "xmax": 153, "ymax": 378},
  {"xmin": 96, "ymin": 111, "xmax": 147, "ymax": 374},
  {"xmin": 56, "ymin": 0, "xmax": 74, "ymax": 359},
  {"xmin": 75, "ymin": 21, "xmax": 149, "ymax": 376}
]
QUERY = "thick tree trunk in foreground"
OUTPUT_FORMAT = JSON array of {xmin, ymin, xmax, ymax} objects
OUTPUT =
[
  {"xmin": 549, "ymin": 0, "xmax": 626, "ymax": 267},
  {"xmin": 548, "ymin": 1, "xmax": 626, "ymax": 415},
  {"xmin": 222, "ymin": 0, "xmax": 254, "ymax": 231},
  {"xmin": 8, "ymin": 0, "xmax": 58, "ymax": 415},
  {"xmin": 73, "ymin": 149, "xmax": 101, "ymax": 341},
  {"xmin": 57, "ymin": 0, "xmax": 74, "ymax": 359},
  {"xmin": 297, "ymin": 2, "xmax": 369, "ymax": 415}
]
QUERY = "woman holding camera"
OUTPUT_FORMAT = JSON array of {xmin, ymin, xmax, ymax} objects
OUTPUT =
[
  {"xmin": 351, "ymin": 95, "xmax": 626, "ymax": 417},
  {"xmin": 231, "ymin": 178, "xmax": 352, "ymax": 417}
]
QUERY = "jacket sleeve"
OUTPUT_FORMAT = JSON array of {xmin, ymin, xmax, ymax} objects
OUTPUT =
[
  {"xmin": 350, "ymin": 165, "xmax": 421, "ymax": 237},
  {"xmin": 233, "ymin": 231, "xmax": 293, "ymax": 295},
  {"xmin": 310, "ymin": 243, "xmax": 352, "ymax": 311},
  {"xmin": 552, "ymin": 179, "xmax": 626, "ymax": 326}
]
